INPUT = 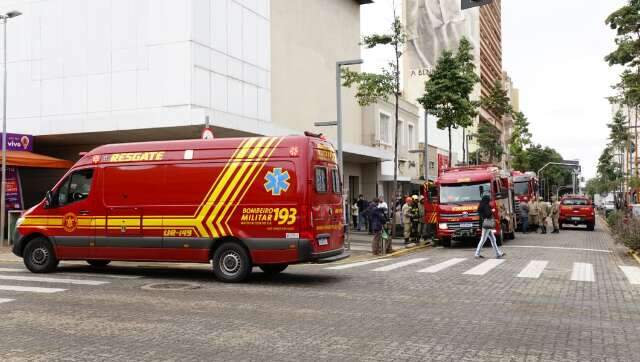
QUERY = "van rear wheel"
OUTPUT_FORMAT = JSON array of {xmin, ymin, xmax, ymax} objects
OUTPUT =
[
  {"xmin": 87, "ymin": 260, "xmax": 111, "ymax": 267},
  {"xmin": 212, "ymin": 242, "xmax": 252, "ymax": 283},
  {"xmin": 23, "ymin": 237, "xmax": 59, "ymax": 273},
  {"xmin": 259, "ymin": 264, "xmax": 288, "ymax": 275}
]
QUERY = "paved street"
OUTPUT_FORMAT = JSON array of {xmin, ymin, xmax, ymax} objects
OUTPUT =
[{"xmin": 1, "ymin": 223, "xmax": 640, "ymax": 361}]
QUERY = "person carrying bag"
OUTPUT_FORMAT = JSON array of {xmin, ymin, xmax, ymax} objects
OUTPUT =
[{"xmin": 474, "ymin": 195, "xmax": 505, "ymax": 259}]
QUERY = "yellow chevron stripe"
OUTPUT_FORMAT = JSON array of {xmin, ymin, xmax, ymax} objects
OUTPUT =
[
  {"xmin": 216, "ymin": 137, "xmax": 278, "ymax": 235},
  {"xmin": 205, "ymin": 137, "xmax": 271, "ymax": 237},
  {"xmin": 192, "ymin": 138, "xmax": 251, "ymax": 218},
  {"xmin": 223, "ymin": 138, "xmax": 283, "ymax": 235},
  {"xmin": 195, "ymin": 138, "xmax": 259, "ymax": 237}
]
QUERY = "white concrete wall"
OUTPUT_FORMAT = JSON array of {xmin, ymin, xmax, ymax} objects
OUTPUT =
[{"xmin": 0, "ymin": 0, "xmax": 270, "ymax": 136}]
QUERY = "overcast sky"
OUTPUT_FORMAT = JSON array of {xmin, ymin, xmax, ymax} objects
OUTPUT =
[{"xmin": 362, "ymin": 0, "xmax": 627, "ymax": 178}]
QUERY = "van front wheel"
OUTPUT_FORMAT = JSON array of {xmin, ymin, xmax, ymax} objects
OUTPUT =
[
  {"xmin": 24, "ymin": 237, "xmax": 59, "ymax": 273},
  {"xmin": 212, "ymin": 242, "xmax": 252, "ymax": 283}
]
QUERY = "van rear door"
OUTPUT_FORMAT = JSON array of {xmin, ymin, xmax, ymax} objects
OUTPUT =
[{"xmin": 310, "ymin": 143, "xmax": 344, "ymax": 253}]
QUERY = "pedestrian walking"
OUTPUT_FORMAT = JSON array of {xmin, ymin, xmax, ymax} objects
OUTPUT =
[
  {"xmin": 551, "ymin": 196, "xmax": 561, "ymax": 233},
  {"xmin": 538, "ymin": 197, "xmax": 549, "ymax": 234},
  {"xmin": 474, "ymin": 195, "xmax": 505, "ymax": 259},
  {"xmin": 356, "ymin": 195, "xmax": 368, "ymax": 231},
  {"xmin": 402, "ymin": 197, "xmax": 414, "ymax": 247},
  {"xmin": 370, "ymin": 198, "xmax": 384, "ymax": 255},
  {"xmin": 519, "ymin": 199, "xmax": 529, "ymax": 233},
  {"xmin": 366, "ymin": 200, "xmax": 377, "ymax": 234},
  {"xmin": 351, "ymin": 199, "xmax": 359, "ymax": 229}
]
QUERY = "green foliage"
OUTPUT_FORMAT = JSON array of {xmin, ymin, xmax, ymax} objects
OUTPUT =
[
  {"xmin": 605, "ymin": 0, "xmax": 640, "ymax": 68},
  {"xmin": 480, "ymin": 80, "xmax": 513, "ymax": 120},
  {"xmin": 475, "ymin": 121, "xmax": 504, "ymax": 163},
  {"xmin": 510, "ymin": 111, "xmax": 532, "ymax": 171},
  {"xmin": 608, "ymin": 211, "xmax": 640, "ymax": 251},
  {"xmin": 525, "ymin": 144, "xmax": 572, "ymax": 191},
  {"xmin": 608, "ymin": 110, "xmax": 631, "ymax": 151},
  {"xmin": 342, "ymin": 68, "xmax": 394, "ymax": 107},
  {"xmin": 597, "ymin": 145, "xmax": 621, "ymax": 182},
  {"xmin": 418, "ymin": 37, "xmax": 479, "ymax": 166}
]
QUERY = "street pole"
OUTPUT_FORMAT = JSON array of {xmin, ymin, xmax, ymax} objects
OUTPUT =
[
  {"xmin": 335, "ymin": 59, "xmax": 363, "ymax": 187},
  {"xmin": 424, "ymin": 109, "xmax": 429, "ymax": 183},
  {"xmin": 0, "ymin": 10, "xmax": 21, "ymax": 248},
  {"xmin": 1, "ymin": 17, "xmax": 6, "ymax": 248}
]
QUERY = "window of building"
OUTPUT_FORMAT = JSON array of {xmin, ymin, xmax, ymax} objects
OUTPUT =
[
  {"xmin": 379, "ymin": 113, "xmax": 390, "ymax": 144},
  {"xmin": 407, "ymin": 123, "xmax": 415, "ymax": 149},
  {"xmin": 398, "ymin": 120, "xmax": 404, "ymax": 145}
]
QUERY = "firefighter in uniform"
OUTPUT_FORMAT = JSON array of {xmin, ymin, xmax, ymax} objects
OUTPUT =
[
  {"xmin": 528, "ymin": 197, "xmax": 539, "ymax": 233},
  {"xmin": 417, "ymin": 195, "xmax": 426, "ymax": 243},
  {"xmin": 538, "ymin": 197, "xmax": 549, "ymax": 234},
  {"xmin": 551, "ymin": 196, "xmax": 561, "ymax": 233},
  {"xmin": 402, "ymin": 197, "xmax": 414, "ymax": 246},
  {"xmin": 410, "ymin": 195, "xmax": 420, "ymax": 242}
]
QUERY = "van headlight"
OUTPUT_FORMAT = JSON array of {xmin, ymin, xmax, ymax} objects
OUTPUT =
[
  {"xmin": 438, "ymin": 223, "xmax": 448, "ymax": 230},
  {"xmin": 16, "ymin": 217, "xmax": 25, "ymax": 228}
]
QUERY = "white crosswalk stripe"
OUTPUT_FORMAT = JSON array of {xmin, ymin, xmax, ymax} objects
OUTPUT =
[
  {"xmin": 517, "ymin": 260, "xmax": 549, "ymax": 279},
  {"xmin": 0, "ymin": 285, "xmax": 66, "ymax": 294},
  {"xmin": 619, "ymin": 266, "xmax": 640, "ymax": 285},
  {"xmin": 0, "ymin": 268, "xmax": 26, "ymax": 273},
  {"xmin": 325, "ymin": 259, "xmax": 389, "ymax": 270},
  {"xmin": 417, "ymin": 258, "xmax": 467, "ymax": 273},
  {"xmin": 0, "ymin": 274, "xmax": 109, "ymax": 286},
  {"xmin": 463, "ymin": 259, "xmax": 505, "ymax": 276},
  {"xmin": 372, "ymin": 258, "xmax": 428, "ymax": 272},
  {"xmin": 0, "ymin": 298, "xmax": 14, "ymax": 304},
  {"xmin": 571, "ymin": 262, "xmax": 594, "ymax": 282}
]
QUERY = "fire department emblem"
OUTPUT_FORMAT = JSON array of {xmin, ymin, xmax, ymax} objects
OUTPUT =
[
  {"xmin": 63, "ymin": 213, "xmax": 78, "ymax": 232},
  {"xmin": 264, "ymin": 168, "xmax": 290, "ymax": 196}
]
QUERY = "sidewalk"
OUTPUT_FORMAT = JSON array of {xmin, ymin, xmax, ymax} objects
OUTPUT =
[
  {"xmin": 0, "ymin": 246, "xmax": 19, "ymax": 263},
  {"xmin": 346, "ymin": 230, "xmax": 431, "ymax": 260}
]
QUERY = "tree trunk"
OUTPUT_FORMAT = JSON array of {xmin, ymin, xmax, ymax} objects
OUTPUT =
[
  {"xmin": 462, "ymin": 128, "xmax": 466, "ymax": 165},
  {"xmin": 447, "ymin": 126, "xmax": 452, "ymax": 168}
]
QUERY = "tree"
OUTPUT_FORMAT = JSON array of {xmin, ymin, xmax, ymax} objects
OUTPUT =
[
  {"xmin": 475, "ymin": 121, "xmax": 504, "ymax": 163},
  {"xmin": 525, "ymin": 144, "xmax": 572, "ymax": 198},
  {"xmin": 509, "ymin": 111, "xmax": 532, "ymax": 171},
  {"xmin": 341, "ymin": 11, "xmax": 406, "ymax": 232},
  {"xmin": 608, "ymin": 110, "xmax": 630, "ymax": 152},
  {"xmin": 481, "ymin": 80, "xmax": 513, "ymax": 124},
  {"xmin": 419, "ymin": 37, "xmax": 479, "ymax": 167}
]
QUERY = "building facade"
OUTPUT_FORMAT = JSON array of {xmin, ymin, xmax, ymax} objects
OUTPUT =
[{"xmin": 1, "ymin": 0, "xmax": 388, "ymax": 207}]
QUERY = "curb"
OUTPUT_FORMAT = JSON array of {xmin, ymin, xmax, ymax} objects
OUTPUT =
[{"xmin": 598, "ymin": 214, "xmax": 640, "ymax": 266}]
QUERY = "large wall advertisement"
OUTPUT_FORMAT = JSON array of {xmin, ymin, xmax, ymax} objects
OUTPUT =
[{"xmin": 403, "ymin": 0, "xmax": 480, "ymax": 164}]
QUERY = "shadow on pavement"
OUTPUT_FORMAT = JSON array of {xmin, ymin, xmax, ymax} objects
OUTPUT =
[{"xmin": 54, "ymin": 264, "xmax": 343, "ymax": 286}]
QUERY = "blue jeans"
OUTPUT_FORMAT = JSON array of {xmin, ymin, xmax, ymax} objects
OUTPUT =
[
  {"xmin": 521, "ymin": 216, "xmax": 529, "ymax": 232},
  {"xmin": 475, "ymin": 228, "xmax": 503, "ymax": 257},
  {"xmin": 358, "ymin": 214, "xmax": 366, "ymax": 231}
]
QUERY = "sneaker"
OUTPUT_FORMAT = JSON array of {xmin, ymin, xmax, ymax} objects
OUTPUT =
[
  {"xmin": 475, "ymin": 255, "xmax": 485, "ymax": 259},
  {"xmin": 497, "ymin": 252, "xmax": 506, "ymax": 259}
]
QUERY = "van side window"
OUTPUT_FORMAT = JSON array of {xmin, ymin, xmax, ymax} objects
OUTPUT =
[
  {"xmin": 56, "ymin": 169, "xmax": 94, "ymax": 207},
  {"xmin": 331, "ymin": 169, "xmax": 341, "ymax": 194},
  {"xmin": 315, "ymin": 167, "xmax": 327, "ymax": 193}
]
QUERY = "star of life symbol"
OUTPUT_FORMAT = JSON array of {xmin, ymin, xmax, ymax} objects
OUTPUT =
[{"xmin": 264, "ymin": 168, "xmax": 290, "ymax": 196}]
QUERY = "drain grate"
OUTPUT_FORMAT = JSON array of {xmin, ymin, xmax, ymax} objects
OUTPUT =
[{"xmin": 141, "ymin": 282, "xmax": 201, "ymax": 291}]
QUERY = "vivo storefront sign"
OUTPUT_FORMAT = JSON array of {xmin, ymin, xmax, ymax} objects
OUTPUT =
[{"xmin": 4, "ymin": 133, "xmax": 33, "ymax": 152}]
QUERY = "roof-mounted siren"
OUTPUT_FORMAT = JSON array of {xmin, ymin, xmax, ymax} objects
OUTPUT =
[
  {"xmin": 524, "ymin": 171, "xmax": 537, "ymax": 178},
  {"xmin": 304, "ymin": 131, "xmax": 327, "ymax": 141}
]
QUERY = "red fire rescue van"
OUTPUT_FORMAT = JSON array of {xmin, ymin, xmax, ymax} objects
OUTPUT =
[
  {"xmin": 434, "ymin": 165, "xmax": 517, "ymax": 247},
  {"xmin": 13, "ymin": 135, "xmax": 349, "ymax": 282}
]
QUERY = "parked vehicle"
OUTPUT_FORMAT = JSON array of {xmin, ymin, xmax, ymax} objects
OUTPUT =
[
  {"xmin": 433, "ymin": 165, "xmax": 517, "ymax": 247},
  {"xmin": 13, "ymin": 134, "xmax": 348, "ymax": 282},
  {"xmin": 511, "ymin": 171, "xmax": 538, "ymax": 229},
  {"xmin": 559, "ymin": 194, "xmax": 595, "ymax": 231}
]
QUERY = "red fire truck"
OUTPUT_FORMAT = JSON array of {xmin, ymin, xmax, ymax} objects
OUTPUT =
[
  {"xmin": 13, "ymin": 134, "xmax": 348, "ymax": 282},
  {"xmin": 511, "ymin": 171, "xmax": 539, "ymax": 230},
  {"xmin": 434, "ymin": 165, "xmax": 517, "ymax": 247}
]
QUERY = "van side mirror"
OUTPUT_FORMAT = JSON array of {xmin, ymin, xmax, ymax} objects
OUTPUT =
[{"xmin": 44, "ymin": 190, "xmax": 53, "ymax": 209}]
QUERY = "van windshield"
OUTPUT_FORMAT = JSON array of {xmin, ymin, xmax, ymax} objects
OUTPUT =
[
  {"xmin": 439, "ymin": 182, "xmax": 491, "ymax": 204},
  {"xmin": 514, "ymin": 182, "xmax": 529, "ymax": 196}
]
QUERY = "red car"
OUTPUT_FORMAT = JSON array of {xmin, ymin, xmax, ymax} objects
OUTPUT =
[{"xmin": 559, "ymin": 195, "xmax": 595, "ymax": 231}]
